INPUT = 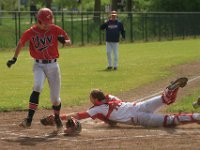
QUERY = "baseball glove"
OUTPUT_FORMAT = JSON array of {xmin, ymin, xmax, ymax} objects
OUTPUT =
[
  {"xmin": 40, "ymin": 115, "xmax": 55, "ymax": 126},
  {"xmin": 57, "ymin": 35, "xmax": 66, "ymax": 44},
  {"xmin": 64, "ymin": 117, "xmax": 82, "ymax": 135},
  {"xmin": 7, "ymin": 57, "xmax": 17, "ymax": 68}
]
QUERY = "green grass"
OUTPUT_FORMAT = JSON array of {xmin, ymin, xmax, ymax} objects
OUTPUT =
[
  {"xmin": 167, "ymin": 88, "xmax": 200, "ymax": 113},
  {"xmin": 1, "ymin": 39, "xmax": 200, "ymax": 111}
]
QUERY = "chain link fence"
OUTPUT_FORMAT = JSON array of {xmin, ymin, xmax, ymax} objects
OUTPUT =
[{"xmin": 0, "ymin": 11, "xmax": 200, "ymax": 48}]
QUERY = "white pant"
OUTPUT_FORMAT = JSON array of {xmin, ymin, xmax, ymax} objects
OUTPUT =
[
  {"xmin": 106, "ymin": 42, "xmax": 119, "ymax": 68},
  {"xmin": 33, "ymin": 62, "xmax": 61, "ymax": 103},
  {"xmin": 133, "ymin": 96, "xmax": 166, "ymax": 127}
]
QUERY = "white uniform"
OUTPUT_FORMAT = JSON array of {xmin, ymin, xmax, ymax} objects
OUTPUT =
[
  {"xmin": 87, "ymin": 94, "xmax": 200, "ymax": 127},
  {"xmin": 87, "ymin": 95, "xmax": 165, "ymax": 127}
]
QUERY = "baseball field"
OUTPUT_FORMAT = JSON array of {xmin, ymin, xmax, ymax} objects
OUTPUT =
[{"xmin": 1, "ymin": 39, "xmax": 200, "ymax": 149}]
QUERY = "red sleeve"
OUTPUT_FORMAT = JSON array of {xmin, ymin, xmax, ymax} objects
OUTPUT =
[
  {"xmin": 19, "ymin": 29, "xmax": 31, "ymax": 47},
  {"xmin": 56, "ymin": 25, "xmax": 70, "ymax": 40},
  {"xmin": 77, "ymin": 111, "xmax": 91, "ymax": 119}
]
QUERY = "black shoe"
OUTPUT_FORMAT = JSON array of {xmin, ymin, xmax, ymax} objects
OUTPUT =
[
  {"xmin": 19, "ymin": 118, "xmax": 32, "ymax": 128},
  {"xmin": 106, "ymin": 66, "xmax": 112, "ymax": 70},
  {"xmin": 114, "ymin": 67, "xmax": 117, "ymax": 70},
  {"xmin": 54, "ymin": 116, "xmax": 63, "ymax": 129},
  {"xmin": 167, "ymin": 77, "xmax": 188, "ymax": 90}
]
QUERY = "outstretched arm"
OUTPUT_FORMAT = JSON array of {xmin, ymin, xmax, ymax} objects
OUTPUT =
[{"xmin": 60, "ymin": 111, "xmax": 90, "ymax": 120}]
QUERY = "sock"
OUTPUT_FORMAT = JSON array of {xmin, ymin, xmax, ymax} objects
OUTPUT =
[
  {"xmin": 52, "ymin": 103, "xmax": 61, "ymax": 119},
  {"xmin": 27, "ymin": 91, "xmax": 40, "ymax": 123}
]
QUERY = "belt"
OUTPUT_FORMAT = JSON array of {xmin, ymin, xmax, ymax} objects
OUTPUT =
[{"xmin": 35, "ymin": 59, "xmax": 57, "ymax": 64}]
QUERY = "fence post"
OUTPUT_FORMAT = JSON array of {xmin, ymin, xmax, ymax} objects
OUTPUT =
[
  {"xmin": 158, "ymin": 14, "xmax": 161, "ymax": 41},
  {"xmin": 129, "ymin": 12, "xmax": 133, "ymax": 42},
  {"xmin": 144, "ymin": 13, "xmax": 148, "ymax": 41},
  {"xmin": 15, "ymin": 12, "xmax": 18, "ymax": 46},
  {"xmin": 81, "ymin": 12, "xmax": 84, "ymax": 45},
  {"xmin": 54, "ymin": 11, "xmax": 57, "ymax": 25},
  {"xmin": 170, "ymin": 13, "xmax": 174, "ymax": 40},
  {"xmin": 86, "ymin": 12, "xmax": 89, "ymax": 43},
  {"xmin": 62, "ymin": 10, "xmax": 64, "ymax": 29},
  {"xmin": 99, "ymin": 11, "xmax": 101, "ymax": 45},
  {"xmin": 18, "ymin": 11, "xmax": 21, "ymax": 41},
  {"xmin": 182, "ymin": 14, "xmax": 185, "ymax": 40},
  {"xmin": 71, "ymin": 12, "xmax": 74, "ymax": 44}
]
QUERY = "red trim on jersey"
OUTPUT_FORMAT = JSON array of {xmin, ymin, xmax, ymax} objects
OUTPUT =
[
  {"xmin": 106, "ymin": 100, "xmax": 122, "ymax": 119},
  {"xmin": 91, "ymin": 113, "xmax": 107, "ymax": 122},
  {"xmin": 77, "ymin": 111, "xmax": 90, "ymax": 119}
]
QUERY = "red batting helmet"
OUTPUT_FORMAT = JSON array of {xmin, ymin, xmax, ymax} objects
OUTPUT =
[{"xmin": 37, "ymin": 8, "xmax": 53, "ymax": 24}]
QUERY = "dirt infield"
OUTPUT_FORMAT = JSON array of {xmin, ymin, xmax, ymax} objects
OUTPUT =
[{"xmin": 1, "ymin": 61, "xmax": 200, "ymax": 150}]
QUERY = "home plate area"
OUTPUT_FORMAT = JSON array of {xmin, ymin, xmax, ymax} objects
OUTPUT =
[{"xmin": 1, "ymin": 116, "xmax": 200, "ymax": 150}]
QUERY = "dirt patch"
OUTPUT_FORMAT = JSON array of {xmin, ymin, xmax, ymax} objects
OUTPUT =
[{"xmin": 1, "ymin": 61, "xmax": 200, "ymax": 150}]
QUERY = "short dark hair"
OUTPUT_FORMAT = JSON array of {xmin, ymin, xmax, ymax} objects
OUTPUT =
[{"xmin": 90, "ymin": 89, "xmax": 106, "ymax": 101}]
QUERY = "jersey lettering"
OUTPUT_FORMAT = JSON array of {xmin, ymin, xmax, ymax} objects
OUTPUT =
[{"xmin": 32, "ymin": 35, "xmax": 53, "ymax": 51}]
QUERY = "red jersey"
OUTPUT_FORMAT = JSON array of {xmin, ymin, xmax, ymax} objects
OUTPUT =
[{"xmin": 19, "ymin": 24, "xmax": 68, "ymax": 59}]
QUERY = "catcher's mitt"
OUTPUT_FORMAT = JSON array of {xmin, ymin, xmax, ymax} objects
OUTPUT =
[
  {"xmin": 57, "ymin": 35, "xmax": 66, "ymax": 44},
  {"xmin": 40, "ymin": 115, "xmax": 55, "ymax": 126},
  {"xmin": 64, "ymin": 117, "xmax": 82, "ymax": 135}
]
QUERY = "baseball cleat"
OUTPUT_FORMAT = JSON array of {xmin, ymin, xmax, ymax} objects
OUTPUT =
[
  {"xmin": 19, "ymin": 118, "xmax": 31, "ymax": 128},
  {"xmin": 54, "ymin": 116, "xmax": 63, "ymax": 129},
  {"xmin": 167, "ymin": 77, "xmax": 188, "ymax": 90},
  {"xmin": 106, "ymin": 66, "xmax": 112, "ymax": 71},
  {"xmin": 192, "ymin": 97, "xmax": 200, "ymax": 109},
  {"xmin": 40, "ymin": 115, "xmax": 55, "ymax": 126}
]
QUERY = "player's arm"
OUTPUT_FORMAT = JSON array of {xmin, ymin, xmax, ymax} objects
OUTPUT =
[
  {"xmin": 64, "ymin": 33, "xmax": 71, "ymax": 46},
  {"xmin": 57, "ymin": 28, "xmax": 71, "ymax": 46},
  {"xmin": 120, "ymin": 23, "xmax": 125, "ymax": 40},
  {"xmin": 6, "ymin": 41, "xmax": 24, "ymax": 68},
  {"xmin": 100, "ymin": 22, "xmax": 108, "ymax": 30},
  {"xmin": 60, "ymin": 111, "xmax": 90, "ymax": 120}
]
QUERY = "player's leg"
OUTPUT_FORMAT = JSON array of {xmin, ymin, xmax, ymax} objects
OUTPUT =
[
  {"xmin": 164, "ymin": 113, "xmax": 200, "ymax": 127},
  {"xmin": 136, "ymin": 77, "xmax": 188, "ymax": 113},
  {"xmin": 135, "ymin": 95, "xmax": 165, "ymax": 113},
  {"xmin": 19, "ymin": 63, "xmax": 46, "ymax": 127},
  {"xmin": 134, "ymin": 112, "xmax": 200, "ymax": 127},
  {"xmin": 46, "ymin": 62, "xmax": 63, "ymax": 129},
  {"xmin": 113, "ymin": 42, "xmax": 119, "ymax": 70},
  {"xmin": 162, "ymin": 77, "xmax": 188, "ymax": 105},
  {"xmin": 106, "ymin": 42, "xmax": 112, "ymax": 69}
]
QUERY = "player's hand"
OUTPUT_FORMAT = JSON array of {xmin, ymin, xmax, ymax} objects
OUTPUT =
[
  {"xmin": 65, "ymin": 40, "xmax": 71, "ymax": 46},
  {"xmin": 7, "ymin": 57, "xmax": 17, "ymax": 68}
]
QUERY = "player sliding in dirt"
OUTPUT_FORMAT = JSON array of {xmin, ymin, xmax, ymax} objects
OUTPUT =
[{"xmin": 40, "ymin": 77, "xmax": 200, "ymax": 135}]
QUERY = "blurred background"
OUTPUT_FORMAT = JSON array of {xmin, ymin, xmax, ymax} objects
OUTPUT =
[{"xmin": 0, "ymin": 0, "xmax": 200, "ymax": 48}]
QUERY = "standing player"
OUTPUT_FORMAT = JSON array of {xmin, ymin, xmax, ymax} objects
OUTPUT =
[
  {"xmin": 6, "ymin": 8, "xmax": 71, "ymax": 130},
  {"xmin": 41, "ymin": 77, "xmax": 200, "ymax": 134},
  {"xmin": 100, "ymin": 11, "xmax": 125, "ymax": 71}
]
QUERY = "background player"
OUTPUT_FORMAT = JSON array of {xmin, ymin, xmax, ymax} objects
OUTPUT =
[
  {"xmin": 100, "ymin": 11, "xmax": 125, "ymax": 71},
  {"xmin": 6, "ymin": 8, "xmax": 71, "ymax": 130},
  {"xmin": 41, "ymin": 77, "xmax": 200, "ymax": 131}
]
